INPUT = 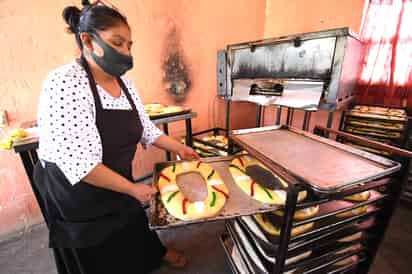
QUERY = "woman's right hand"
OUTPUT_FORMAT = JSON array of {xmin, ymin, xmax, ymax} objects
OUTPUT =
[{"xmin": 128, "ymin": 183, "xmax": 158, "ymax": 203}]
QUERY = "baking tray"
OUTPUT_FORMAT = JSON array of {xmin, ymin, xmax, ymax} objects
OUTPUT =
[
  {"xmin": 149, "ymin": 156, "xmax": 287, "ymax": 230},
  {"xmin": 238, "ymin": 199, "xmax": 379, "ymax": 251},
  {"xmin": 346, "ymin": 110, "xmax": 407, "ymax": 122},
  {"xmin": 227, "ymin": 219, "xmax": 364, "ymax": 274},
  {"xmin": 231, "ymin": 219, "xmax": 313, "ymax": 266},
  {"xmin": 220, "ymin": 233, "xmax": 250, "ymax": 274},
  {"xmin": 148, "ymin": 107, "xmax": 191, "ymax": 120},
  {"xmin": 227, "ymin": 220, "xmax": 271, "ymax": 274},
  {"xmin": 294, "ymin": 190, "xmax": 386, "ymax": 227},
  {"xmin": 344, "ymin": 126, "xmax": 402, "ymax": 140},
  {"xmin": 230, "ymin": 125, "xmax": 401, "ymax": 194},
  {"xmin": 345, "ymin": 117, "xmax": 405, "ymax": 132}
]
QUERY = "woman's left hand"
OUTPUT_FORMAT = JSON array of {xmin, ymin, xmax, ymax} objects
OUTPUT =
[{"xmin": 177, "ymin": 145, "xmax": 200, "ymax": 161}]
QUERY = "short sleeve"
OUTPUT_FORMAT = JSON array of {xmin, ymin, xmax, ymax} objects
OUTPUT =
[
  {"xmin": 37, "ymin": 69, "xmax": 102, "ymax": 185},
  {"xmin": 123, "ymin": 79, "xmax": 164, "ymax": 147}
]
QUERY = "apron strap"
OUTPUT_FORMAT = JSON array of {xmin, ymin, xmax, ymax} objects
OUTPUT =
[
  {"xmin": 116, "ymin": 77, "xmax": 138, "ymax": 114},
  {"xmin": 80, "ymin": 56, "xmax": 139, "ymax": 116},
  {"xmin": 80, "ymin": 56, "xmax": 104, "ymax": 114}
]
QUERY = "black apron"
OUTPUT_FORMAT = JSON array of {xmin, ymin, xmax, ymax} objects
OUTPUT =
[{"xmin": 33, "ymin": 57, "xmax": 166, "ymax": 274}]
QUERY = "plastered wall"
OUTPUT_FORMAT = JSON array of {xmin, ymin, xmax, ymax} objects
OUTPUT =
[{"xmin": 262, "ymin": 0, "xmax": 366, "ymax": 131}]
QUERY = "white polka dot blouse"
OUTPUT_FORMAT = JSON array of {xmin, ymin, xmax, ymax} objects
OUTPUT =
[{"xmin": 37, "ymin": 61, "xmax": 163, "ymax": 185}]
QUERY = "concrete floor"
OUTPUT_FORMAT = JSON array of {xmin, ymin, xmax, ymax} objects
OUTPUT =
[{"xmin": 0, "ymin": 205, "xmax": 411, "ymax": 274}]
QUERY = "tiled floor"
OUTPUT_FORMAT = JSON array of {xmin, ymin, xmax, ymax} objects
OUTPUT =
[{"xmin": 0, "ymin": 205, "xmax": 411, "ymax": 274}]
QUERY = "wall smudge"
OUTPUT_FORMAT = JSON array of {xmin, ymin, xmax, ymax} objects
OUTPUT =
[{"xmin": 162, "ymin": 25, "xmax": 191, "ymax": 101}]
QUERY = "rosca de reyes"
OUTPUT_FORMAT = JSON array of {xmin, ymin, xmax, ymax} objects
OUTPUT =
[
  {"xmin": 157, "ymin": 161, "xmax": 229, "ymax": 221},
  {"xmin": 228, "ymin": 155, "xmax": 307, "ymax": 205}
]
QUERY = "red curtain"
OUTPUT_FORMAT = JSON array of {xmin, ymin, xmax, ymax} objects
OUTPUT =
[{"xmin": 356, "ymin": 0, "xmax": 412, "ymax": 113}]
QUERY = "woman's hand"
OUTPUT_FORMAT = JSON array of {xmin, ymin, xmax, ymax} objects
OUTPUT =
[
  {"xmin": 128, "ymin": 183, "xmax": 158, "ymax": 203},
  {"xmin": 153, "ymin": 134, "xmax": 200, "ymax": 160},
  {"xmin": 177, "ymin": 145, "xmax": 200, "ymax": 161}
]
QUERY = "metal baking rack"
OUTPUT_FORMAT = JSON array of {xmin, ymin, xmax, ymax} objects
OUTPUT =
[
  {"xmin": 338, "ymin": 104, "xmax": 411, "ymax": 151},
  {"xmin": 186, "ymin": 127, "xmax": 242, "ymax": 158},
  {"xmin": 219, "ymin": 125, "xmax": 412, "ymax": 274},
  {"xmin": 337, "ymin": 104, "xmax": 412, "ymax": 204}
]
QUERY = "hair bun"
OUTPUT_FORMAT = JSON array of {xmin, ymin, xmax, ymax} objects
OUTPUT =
[
  {"xmin": 62, "ymin": 6, "xmax": 81, "ymax": 34},
  {"xmin": 81, "ymin": 0, "xmax": 91, "ymax": 6}
]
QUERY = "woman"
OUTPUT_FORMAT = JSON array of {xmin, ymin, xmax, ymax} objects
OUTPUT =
[{"xmin": 33, "ymin": 1, "xmax": 199, "ymax": 273}]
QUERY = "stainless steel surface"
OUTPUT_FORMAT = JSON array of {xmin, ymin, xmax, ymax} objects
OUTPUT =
[
  {"xmin": 231, "ymin": 79, "xmax": 323, "ymax": 109},
  {"xmin": 325, "ymin": 35, "xmax": 364, "ymax": 110},
  {"xmin": 229, "ymin": 37, "xmax": 336, "ymax": 80},
  {"xmin": 217, "ymin": 50, "xmax": 229, "ymax": 98},
  {"xmin": 149, "ymin": 156, "xmax": 285, "ymax": 230},
  {"xmin": 227, "ymin": 28, "xmax": 359, "ymax": 49},
  {"xmin": 230, "ymin": 126, "xmax": 400, "ymax": 193},
  {"xmin": 220, "ymin": 234, "xmax": 245, "ymax": 274},
  {"xmin": 220, "ymin": 27, "xmax": 364, "ymax": 110},
  {"xmin": 228, "ymin": 220, "xmax": 269, "ymax": 274}
]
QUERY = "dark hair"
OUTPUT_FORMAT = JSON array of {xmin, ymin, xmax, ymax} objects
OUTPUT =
[{"xmin": 62, "ymin": 1, "xmax": 129, "ymax": 48}]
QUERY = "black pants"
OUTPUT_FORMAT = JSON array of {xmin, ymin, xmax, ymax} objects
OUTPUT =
[{"xmin": 52, "ymin": 212, "xmax": 166, "ymax": 274}]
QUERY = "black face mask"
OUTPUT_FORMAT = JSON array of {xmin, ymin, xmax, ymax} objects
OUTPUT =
[{"xmin": 89, "ymin": 33, "xmax": 133, "ymax": 77}]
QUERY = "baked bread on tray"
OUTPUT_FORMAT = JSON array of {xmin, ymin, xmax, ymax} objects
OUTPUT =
[
  {"xmin": 157, "ymin": 161, "xmax": 229, "ymax": 221},
  {"xmin": 228, "ymin": 155, "xmax": 307, "ymax": 205}
]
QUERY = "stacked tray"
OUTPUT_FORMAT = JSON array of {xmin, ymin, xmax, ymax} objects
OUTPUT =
[
  {"xmin": 150, "ymin": 125, "xmax": 401, "ymax": 273},
  {"xmin": 182, "ymin": 128, "xmax": 242, "ymax": 158},
  {"xmin": 341, "ymin": 105, "xmax": 409, "ymax": 156},
  {"xmin": 181, "ymin": 134, "xmax": 230, "ymax": 157},
  {"xmin": 220, "ymin": 187, "xmax": 383, "ymax": 274},
  {"xmin": 229, "ymin": 125, "xmax": 400, "ymax": 194},
  {"xmin": 222, "ymin": 126, "xmax": 400, "ymax": 273}
]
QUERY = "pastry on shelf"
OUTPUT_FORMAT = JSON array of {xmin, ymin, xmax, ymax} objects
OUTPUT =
[
  {"xmin": 273, "ymin": 205, "xmax": 320, "ymax": 220},
  {"xmin": 254, "ymin": 213, "xmax": 314, "ymax": 237}
]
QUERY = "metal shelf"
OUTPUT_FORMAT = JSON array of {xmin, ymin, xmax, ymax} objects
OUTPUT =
[
  {"xmin": 294, "ymin": 191, "xmax": 386, "ymax": 227},
  {"xmin": 220, "ymin": 125, "xmax": 410, "ymax": 274}
]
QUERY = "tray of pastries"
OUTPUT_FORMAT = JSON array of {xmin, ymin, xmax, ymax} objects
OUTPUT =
[
  {"xmin": 144, "ymin": 103, "xmax": 191, "ymax": 119},
  {"xmin": 346, "ymin": 105, "xmax": 407, "ymax": 122},
  {"xmin": 149, "ymin": 155, "xmax": 307, "ymax": 229}
]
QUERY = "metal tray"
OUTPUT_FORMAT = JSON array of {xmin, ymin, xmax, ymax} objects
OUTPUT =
[
  {"xmin": 149, "ymin": 156, "xmax": 285, "ymax": 230},
  {"xmin": 227, "ymin": 220, "xmax": 270, "ymax": 274},
  {"xmin": 230, "ymin": 125, "xmax": 401, "ymax": 193},
  {"xmin": 232, "ymin": 219, "xmax": 313, "ymax": 266},
  {"xmin": 149, "ymin": 107, "xmax": 191, "ymax": 120},
  {"xmin": 227, "ymin": 220, "xmax": 364, "ymax": 274},
  {"xmin": 220, "ymin": 233, "xmax": 249, "ymax": 274},
  {"xmin": 239, "ymin": 198, "xmax": 379, "ymax": 249}
]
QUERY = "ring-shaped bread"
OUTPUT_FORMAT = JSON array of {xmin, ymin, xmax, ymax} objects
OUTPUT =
[
  {"xmin": 273, "ymin": 205, "xmax": 320, "ymax": 221},
  {"xmin": 335, "ymin": 205, "xmax": 368, "ymax": 219},
  {"xmin": 229, "ymin": 155, "xmax": 307, "ymax": 205},
  {"xmin": 157, "ymin": 161, "xmax": 229, "ymax": 221},
  {"xmin": 343, "ymin": 190, "xmax": 370, "ymax": 202}
]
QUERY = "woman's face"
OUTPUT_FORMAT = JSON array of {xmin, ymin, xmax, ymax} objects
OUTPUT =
[{"xmin": 88, "ymin": 23, "xmax": 133, "ymax": 57}]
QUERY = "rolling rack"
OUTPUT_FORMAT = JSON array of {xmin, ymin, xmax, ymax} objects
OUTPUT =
[
  {"xmin": 338, "ymin": 104, "xmax": 412, "ymax": 204},
  {"xmin": 220, "ymin": 125, "xmax": 412, "ymax": 274},
  {"xmin": 338, "ymin": 104, "xmax": 411, "ymax": 153}
]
